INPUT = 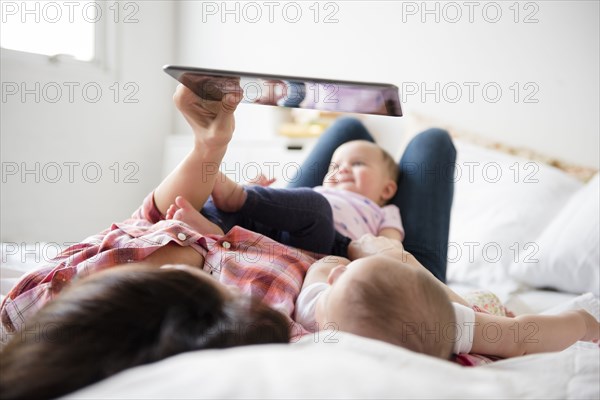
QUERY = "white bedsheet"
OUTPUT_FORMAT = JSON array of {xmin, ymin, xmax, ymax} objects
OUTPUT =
[
  {"xmin": 64, "ymin": 333, "xmax": 599, "ymax": 399},
  {"xmin": 2, "ymin": 252, "xmax": 598, "ymax": 399}
]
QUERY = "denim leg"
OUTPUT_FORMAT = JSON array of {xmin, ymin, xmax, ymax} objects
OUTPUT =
[
  {"xmin": 234, "ymin": 186, "xmax": 338, "ymax": 255},
  {"xmin": 391, "ymin": 128, "xmax": 456, "ymax": 282},
  {"xmin": 201, "ymin": 199, "xmax": 280, "ymax": 241},
  {"xmin": 287, "ymin": 117, "xmax": 375, "ymax": 188}
]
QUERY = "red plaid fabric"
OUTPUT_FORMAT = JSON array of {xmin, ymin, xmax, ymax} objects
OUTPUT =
[
  {"xmin": 1, "ymin": 192, "xmax": 316, "ymax": 340},
  {"xmin": 453, "ymin": 352, "xmax": 503, "ymax": 366}
]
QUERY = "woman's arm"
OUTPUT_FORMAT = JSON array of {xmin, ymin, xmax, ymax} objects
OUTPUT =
[{"xmin": 471, "ymin": 309, "xmax": 600, "ymax": 357}]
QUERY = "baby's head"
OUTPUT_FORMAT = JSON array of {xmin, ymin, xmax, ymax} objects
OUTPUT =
[
  {"xmin": 323, "ymin": 140, "xmax": 399, "ymax": 206},
  {"xmin": 315, "ymin": 256, "xmax": 456, "ymax": 359}
]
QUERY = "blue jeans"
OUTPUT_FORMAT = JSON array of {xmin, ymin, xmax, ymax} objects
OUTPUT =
[
  {"xmin": 201, "ymin": 186, "xmax": 349, "ymax": 255},
  {"xmin": 287, "ymin": 117, "xmax": 456, "ymax": 282}
]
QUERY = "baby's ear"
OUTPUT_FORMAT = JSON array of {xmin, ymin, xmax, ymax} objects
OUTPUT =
[{"xmin": 381, "ymin": 179, "xmax": 398, "ymax": 202}]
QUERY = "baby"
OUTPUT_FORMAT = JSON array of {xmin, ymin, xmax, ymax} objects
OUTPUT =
[
  {"xmin": 296, "ymin": 253, "xmax": 457, "ymax": 358},
  {"xmin": 296, "ymin": 235, "xmax": 600, "ymax": 360},
  {"xmin": 317, "ymin": 139, "xmax": 403, "ymax": 242},
  {"xmin": 167, "ymin": 140, "xmax": 404, "ymax": 256}
]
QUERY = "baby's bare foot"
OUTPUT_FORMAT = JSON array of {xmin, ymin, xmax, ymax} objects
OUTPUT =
[
  {"xmin": 211, "ymin": 172, "xmax": 248, "ymax": 212},
  {"xmin": 167, "ymin": 196, "xmax": 224, "ymax": 235},
  {"xmin": 173, "ymin": 86, "xmax": 241, "ymax": 151}
]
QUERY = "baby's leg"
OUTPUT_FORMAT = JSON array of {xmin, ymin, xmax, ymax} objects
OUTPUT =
[
  {"xmin": 211, "ymin": 171, "xmax": 248, "ymax": 212},
  {"xmin": 166, "ymin": 196, "xmax": 224, "ymax": 235},
  {"xmin": 239, "ymin": 186, "xmax": 337, "ymax": 254},
  {"xmin": 154, "ymin": 86, "xmax": 242, "ymax": 215}
]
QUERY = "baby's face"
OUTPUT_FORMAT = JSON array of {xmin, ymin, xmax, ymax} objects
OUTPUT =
[{"xmin": 323, "ymin": 141, "xmax": 396, "ymax": 205}]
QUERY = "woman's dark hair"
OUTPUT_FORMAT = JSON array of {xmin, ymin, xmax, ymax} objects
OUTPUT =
[{"xmin": 0, "ymin": 265, "xmax": 289, "ymax": 399}]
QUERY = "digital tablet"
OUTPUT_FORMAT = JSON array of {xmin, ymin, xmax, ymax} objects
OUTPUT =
[{"xmin": 163, "ymin": 65, "xmax": 402, "ymax": 117}]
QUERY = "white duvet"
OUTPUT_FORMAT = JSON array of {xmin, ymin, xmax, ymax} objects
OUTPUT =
[{"xmin": 65, "ymin": 333, "xmax": 599, "ymax": 399}]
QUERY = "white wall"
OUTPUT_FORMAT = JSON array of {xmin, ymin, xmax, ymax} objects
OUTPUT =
[
  {"xmin": 174, "ymin": 0, "xmax": 599, "ymax": 167},
  {"xmin": 1, "ymin": 1, "xmax": 176, "ymax": 243},
  {"xmin": 2, "ymin": 0, "xmax": 597, "ymax": 245}
]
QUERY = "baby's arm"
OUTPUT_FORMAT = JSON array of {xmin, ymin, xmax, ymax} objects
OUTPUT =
[
  {"xmin": 301, "ymin": 256, "xmax": 350, "ymax": 291},
  {"xmin": 470, "ymin": 309, "xmax": 600, "ymax": 357},
  {"xmin": 378, "ymin": 205, "xmax": 405, "ymax": 242}
]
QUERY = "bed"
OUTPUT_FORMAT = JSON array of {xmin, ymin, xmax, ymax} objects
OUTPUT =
[{"xmin": 1, "ymin": 127, "xmax": 598, "ymax": 399}]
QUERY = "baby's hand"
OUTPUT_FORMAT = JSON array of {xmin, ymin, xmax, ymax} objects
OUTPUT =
[
  {"xmin": 347, "ymin": 233, "xmax": 405, "ymax": 260},
  {"xmin": 247, "ymin": 174, "xmax": 276, "ymax": 187},
  {"xmin": 577, "ymin": 309, "xmax": 600, "ymax": 344}
]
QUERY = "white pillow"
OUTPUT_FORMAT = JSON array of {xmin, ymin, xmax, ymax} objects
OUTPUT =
[
  {"xmin": 66, "ymin": 332, "xmax": 599, "ymax": 399},
  {"xmin": 447, "ymin": 140, "xmax": 583, "ymax": 291},
  {"xmin": 509, "ymin": 174, "xmax": 600, "ymax": 295}
]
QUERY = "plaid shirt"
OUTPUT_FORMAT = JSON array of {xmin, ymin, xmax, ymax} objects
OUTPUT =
[{"xmin": 1, "ymin": 192, "xmax": 317, "ymax": 340}]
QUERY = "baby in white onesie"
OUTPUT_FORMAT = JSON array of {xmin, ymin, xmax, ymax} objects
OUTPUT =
[
  {"xmin": 296, "ymin": 280, "xmax": 475, "ymax": 354},
  {"xmin": 294, "ymin": 235, "xmax": 600, "ymax": 360}
]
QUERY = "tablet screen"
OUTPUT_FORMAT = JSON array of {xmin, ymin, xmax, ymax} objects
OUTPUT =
[{"xmin": 164, "ymin": 65, "xmax": 402, "ymax": 117}]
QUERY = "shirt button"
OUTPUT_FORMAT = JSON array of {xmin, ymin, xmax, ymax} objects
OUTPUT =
[
  {"xmin": 177, "ymin": 233, "xmax": 187, "ymax": 241},
  {"xmin": 222, "ymin": 241, "xmax": 231, "ymax": 249}
]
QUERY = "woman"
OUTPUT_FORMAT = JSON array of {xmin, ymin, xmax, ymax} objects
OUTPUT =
[{"xmin": 0, "ymin": 84, "xmax": 456, "ymax": 398}]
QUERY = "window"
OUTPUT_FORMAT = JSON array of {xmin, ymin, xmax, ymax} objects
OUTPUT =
[{"xmin": 0, "ymin": 0, "xmax": 100, "ymax": 62}]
